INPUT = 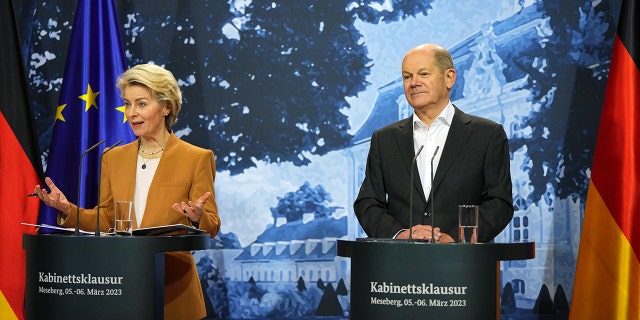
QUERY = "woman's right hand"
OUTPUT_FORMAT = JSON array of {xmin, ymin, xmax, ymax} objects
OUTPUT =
[{"xmin": 35, "ymin": 177, "xmax": 72, "ymax": 217}]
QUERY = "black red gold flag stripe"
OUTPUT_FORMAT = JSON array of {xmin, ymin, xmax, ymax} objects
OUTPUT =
[
  {"xmin": 0, "ymin": 0, "xmax": 43, "ymax": 319},
  {"xmin": 570, "ymin": 0, "xmax": 640, "ymax": 318}
]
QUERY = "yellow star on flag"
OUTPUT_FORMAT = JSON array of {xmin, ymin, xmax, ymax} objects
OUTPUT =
[
  {"xmin": 78, "ymin": 84, "xmax": 99, "ymax": 111},
  {"xmin": 55, "ymin": 104, "xmax": 67, "ymax": 123},
  {"xmin": 116, "ymin": 105, "xmax": 128, "ymax": 123}
]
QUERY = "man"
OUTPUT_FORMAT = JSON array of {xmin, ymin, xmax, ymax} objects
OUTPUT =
[{"xmin": 354, "ymin": 43, "xmax": 513, "ymax": 243}]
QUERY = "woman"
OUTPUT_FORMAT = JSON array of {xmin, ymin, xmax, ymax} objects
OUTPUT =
[{"xmin": 35, "ymin": 63, "xmax": 221, "ymax": 319}]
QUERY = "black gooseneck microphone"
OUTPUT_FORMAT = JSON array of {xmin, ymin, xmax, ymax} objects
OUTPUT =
[
  {"xmin": 95, "ymin": 140, "xmax": 123, "ymax": 236},
  {"xmin": 429, "ymin": 145, "xmax": 440, "ymax": 243},
  {"xmin": 408, "ymin": 145, "xmax": 424, "ymax": 242},
  {"xmin": 75, "ymin": 139, "xmax": 106, "ymax": 236}
]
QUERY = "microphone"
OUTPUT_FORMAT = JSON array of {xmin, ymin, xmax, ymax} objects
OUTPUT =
[
  {"xmin": 75, "ymin": 139, "xmax": 106, "ymax": 236},
  {"xmin": 408, "ymin": 145, "xmax": 424, "ymax": 242},
  {"xmin": 95, "ymin": 140, "xmax": 123, "ymax": 236},
  {"xmin": 430, "ymin": 146, "xmax": 440, "ymax": 243}
]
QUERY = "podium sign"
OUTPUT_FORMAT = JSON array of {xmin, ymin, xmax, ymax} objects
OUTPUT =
[
  {"xmin": 337, "ymin": 239, "xmax": 534, "ymax": 320},
  {"xmin": 23, "ymin": 234, "xmax": 209, "ymax": 320}
]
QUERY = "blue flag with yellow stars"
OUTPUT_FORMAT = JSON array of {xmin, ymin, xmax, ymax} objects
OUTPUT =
[{"xmin": 37, "ymin": 0, "xmax": 135, "ymax": 229}]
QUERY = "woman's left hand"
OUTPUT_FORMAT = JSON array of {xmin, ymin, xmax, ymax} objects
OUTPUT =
[{"xmin": 172, "ymin": 191, "xmax": 211, "ymax": 223}]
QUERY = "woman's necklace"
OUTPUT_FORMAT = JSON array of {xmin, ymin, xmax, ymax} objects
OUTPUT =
[
  {"xmin": 139, "ymin": 137, "xmax": 167, "ymax": 169},
  {"xmin": 140, "ymin": 156, "xmax": 156, "ymax": 169},
  {"xmin": 139, "ymin": 146, "xmax": 165, "ymax": 156},
  {"xmin": 140, "ymin": 152, "xmax": 161, "ymax": 169}
]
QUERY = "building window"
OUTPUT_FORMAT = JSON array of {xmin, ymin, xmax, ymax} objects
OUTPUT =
[
  {"xmin": 512, "ymin": 216, "xmax": 529, "ymax": 241},
  {"xmin": 397, "ymin": 95, "xmax": 410, "ymax": 119},
  {"xmin": 357, "ymin": 164, "xmax": 365, "ymax": 187},
  {"xmin": 512, "ymin": 279, "xmax": 525, "ymax": 294}
]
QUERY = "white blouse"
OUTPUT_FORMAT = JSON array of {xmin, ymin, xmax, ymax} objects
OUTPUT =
[{"xmin": 134, "ymin": 155, "xmax": 160, "ymax": 226}]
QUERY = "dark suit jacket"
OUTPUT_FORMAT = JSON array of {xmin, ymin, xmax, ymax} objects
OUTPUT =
[
  {"xmin": 60, "ymin": 132, "xmax": 221, "ymax": 319},
  {"xmin": 354, "ymin": 106, "xmax": 513, "ymax": 242}
]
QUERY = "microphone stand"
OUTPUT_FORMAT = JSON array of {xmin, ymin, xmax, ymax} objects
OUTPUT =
[
  {"xmin": 95, "ymin": 140, "xmax": 123, "ymax": 236},
  {"xmin": 75, "ymin": 139, "xmax": 106, "ymax": 236},
  {"xmin": 430, "ymin": 146, "xmax": 440, "ymax": 243},
  {"xmin": 409, "ymin": 145, "xmax": 424, "ymax": 242}
]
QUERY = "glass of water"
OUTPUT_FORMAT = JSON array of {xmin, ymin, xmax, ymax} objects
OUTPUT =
[
  {"xmin": 458, "ymin": 205, "xmax": 479, "ymax": 243},
  {"xmin": 114, "ymin": 200, "xmax": 133, "ymax": 236}
]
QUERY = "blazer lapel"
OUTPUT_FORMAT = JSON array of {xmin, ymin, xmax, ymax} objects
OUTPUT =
[
  {"xmin": 122, "ymin": 143, "xmax": 138, "ymax": 198},
  {"xmin": 139, "ymin": 134, "xmax": 177, "ymax": 228},
  {"xmin": 109, "ymin": 141, "xmax": 140, "ymax": 227}
]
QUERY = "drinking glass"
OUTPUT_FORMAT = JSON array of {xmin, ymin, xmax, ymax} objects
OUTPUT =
[
  {"xmin": 114, "ymin": 200, "xmax": 133, "ymax": 236},
  {"xmin": 458, "ymin": 205, "xmax": 479, "ymax": 243}
]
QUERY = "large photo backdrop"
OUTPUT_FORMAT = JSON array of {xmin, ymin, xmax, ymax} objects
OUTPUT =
[{"xmin": 18, "ymin": 0, "xmax": 621, "ymax": 318}]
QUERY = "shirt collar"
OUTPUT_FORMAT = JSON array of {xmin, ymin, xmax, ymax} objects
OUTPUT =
[{"xmin": 412, "ymin": 101, "xmax": 455, "ymax": 128}]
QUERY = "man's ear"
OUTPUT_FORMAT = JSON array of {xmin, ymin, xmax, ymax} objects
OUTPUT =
[{"xmin": 445, "ymin": 69, "xmax": 456, "ymax": 89}]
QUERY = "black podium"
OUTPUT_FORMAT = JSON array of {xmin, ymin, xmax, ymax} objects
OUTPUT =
[
  {"xmin": 23, "ymin": 233, "xmax": 209, "ymax": 320},
  {"xmin": 337, "ymin": 239, "xmax": 535, "ymax": 320}
]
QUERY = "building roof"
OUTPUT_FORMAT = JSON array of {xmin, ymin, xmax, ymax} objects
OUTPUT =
[{"xmin": 235, "ymin": 216, "xmax": 347, "ymax": 261}]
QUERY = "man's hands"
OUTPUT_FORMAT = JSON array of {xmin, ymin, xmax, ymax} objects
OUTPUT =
[{"xmin": 397, "ymin": 224, "xmax": 455, "ymax": 243}]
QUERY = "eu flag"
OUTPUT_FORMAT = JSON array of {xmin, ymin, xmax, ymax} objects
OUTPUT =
[{"xmin": 37, "ymin": 0, "xmax": 135, "ymax": 228}]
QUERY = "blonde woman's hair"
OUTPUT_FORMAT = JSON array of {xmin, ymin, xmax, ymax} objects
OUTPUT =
[{"xmin": 116, "ymin": 64, "xmax": 182, "ymax": 128}]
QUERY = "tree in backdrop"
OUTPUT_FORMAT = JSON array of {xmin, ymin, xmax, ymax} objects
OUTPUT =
[
  {"xmin": 20, "ymin": 1, "xmax": 614, "ymax": 205},
  {"xmin": 21, "ymin": 1, "xmax": 433, "ymax": 175},
  {"xmin": 506, "ymin": 0, "xmax": 616, "ymax": 209},
  {"xmin": 270, "ymin": 182, "xmax": 341, "ymax": 223}
]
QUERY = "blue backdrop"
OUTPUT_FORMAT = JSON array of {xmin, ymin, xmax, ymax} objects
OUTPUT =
[{"xmin": 17, "ymin": 0, "xmax": 621, "ymax": 318}]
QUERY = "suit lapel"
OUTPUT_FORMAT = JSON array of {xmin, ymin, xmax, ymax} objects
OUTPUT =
[
  {"xmin": 395, "ymin": 117, "xmax": 427, "ymax": 203},
  {"xmin": 396, "ymin": 117, "xmax": 414, "ymax": 171},
  {"xmin": 403, "ymin": 107, "xmax": 472, "ymax": 209},
  {"xmin": 432, "ymin": 107, "xmax": 472, "ymax": 192}
]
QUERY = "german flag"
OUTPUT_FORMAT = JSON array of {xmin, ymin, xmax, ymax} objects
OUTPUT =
[
  {"xmin": 0, "ymin": 0, "xmax": 43, "ymax": 319},
  {"xmin": 570, "ymin": 0, "xmax": 640, "ymax": 318}
]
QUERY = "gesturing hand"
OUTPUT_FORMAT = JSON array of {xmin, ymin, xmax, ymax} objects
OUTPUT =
[
  {"xmin": 172, "ymin": 191, "xmax": 211, "ymax": 223},
  {"xmin": 34, "ymin": 177, "xmax": 72, "ymax": 216}
]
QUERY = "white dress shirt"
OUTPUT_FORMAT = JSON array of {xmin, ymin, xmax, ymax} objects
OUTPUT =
[{"xmin": 412, "ymin": 102, "xmax": 454, "ymax": 199}]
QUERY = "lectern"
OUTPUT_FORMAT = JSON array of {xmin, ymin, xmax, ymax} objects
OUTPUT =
[
  {"xmin": 337, "ymin": 239, "xmax": 535, "ymax": 320},
  {"xmin": 23, "ymin": 233, "xmax": 209, "ymax": 320}
]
